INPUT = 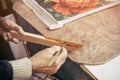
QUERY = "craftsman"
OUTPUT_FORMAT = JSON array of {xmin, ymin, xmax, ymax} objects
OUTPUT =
[{"xmin": 0, "ymin": 17, "xmax": 67, "ymax": 80}]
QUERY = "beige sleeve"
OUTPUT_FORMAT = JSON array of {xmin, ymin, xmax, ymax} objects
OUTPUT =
[{"xmin": 9, "ymin": 58, "xmax": 32, "ymax": 80}]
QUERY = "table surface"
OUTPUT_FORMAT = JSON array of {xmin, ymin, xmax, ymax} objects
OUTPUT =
[{"xmin": 13, "ymin": 0, "xmax": 120, "ymax": 65}]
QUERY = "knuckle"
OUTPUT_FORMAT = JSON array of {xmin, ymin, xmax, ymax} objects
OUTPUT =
[
  {"xmin": 1, "ymin": 18, "xmax": 7, "ymax": 22},
  {"xmin": 53, "ymin": 62, "xmax": 61, "ymax": 70},
  {"xmin": 18, "ymin": 26, "xmax": 22, "ymax": 30},
  {"xmin": 45, "ymin": 48, "xmax": 51, "ymax": 53},
  {"xmin": 51, "ymin": 67, "xmax": 58, "ymax": 74},
  {"xmin": 53, "ymin": 46, "xmax": 60, "ymax": 50},
  {"xmin": 53, "ymin": 70, "xmax": 57, "ymax": 74}
]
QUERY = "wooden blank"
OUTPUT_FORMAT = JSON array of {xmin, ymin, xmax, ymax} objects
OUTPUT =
[{"xmin": 10, "ymin": 31, "xmax": 83, "ymax": 51}]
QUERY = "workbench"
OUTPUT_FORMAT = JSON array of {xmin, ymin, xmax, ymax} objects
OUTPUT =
[
  {"xmin": 12, "ymin": 0, "xmax": 120, "ymax": 79},
  {"xmin": 13, "ymin": 0, "xmax": 120, "ymax": 64}
]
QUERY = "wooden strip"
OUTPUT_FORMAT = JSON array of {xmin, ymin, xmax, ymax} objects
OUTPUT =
[
  {"xmin": 0, "ymin": 26, "xmax": 82, "ymax": 51},
  {"xmin": 10, "ymin": 31, "xmax": 83, "ymax": 51}
]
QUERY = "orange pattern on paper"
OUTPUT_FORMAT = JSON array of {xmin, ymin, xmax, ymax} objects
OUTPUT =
[{"xmin": 50, "ymin": 0, "xmax": 99, "ymax": 16}]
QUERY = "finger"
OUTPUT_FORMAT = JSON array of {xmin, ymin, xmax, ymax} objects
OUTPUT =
[
  {"xmin": 35, "ymin": 67, "xmax": 51, "ymax": 71},
  {"xmin": 45, "ymin": 46, "xmax": 61, "ymax": 55},
  {"xmin": 3, "ymin": 33, "xmax": 8, "ymax": 41},
  {"xmin": 48, "ymin": 47, "xmax": 67, "ymax": 67},
  {"xmin": 56, "ymin": 47, "xmax": 67, "ymax": 65},
  {"xmin": 42, "ymin": 69, "xmax": 57, "ymax": 74},
  {"xmin": 10, "ymin": 23, "xmax": 24, "ymax": 35},
  {"xmin": 22, "ymin": 40, "xmax": 27, "ymax": 44},
  {"xmin": 12, "ymin": 38, "xmax": 20, "ymax": 44},
  {"xmin": 6, "ymin": 32, "xmax": 12, "ymax": 40},
  {"xmin": 0, "ymin": 29, "xmax": 9, "ymax": 41},
  {"xmin": 59, "ymin": 47, "xmax": 67, "ymax": 59},
  {"xmin": 13, "ymin": 25, "xmax": 24, "ymax": 35},
  {"xmin": 36, "ymin": 67, "xmax": 57, "ymax": 74},
  {"xmin": 3, "ymin": 19, "xmax": 24, "ymax": 35},
  {"xmin": 34, "ymin": 67, "xmax": 52, "ymax": 72},
  {"xmin": 7, "ymin": 32, "xmax": 21, "ymax": 44}
]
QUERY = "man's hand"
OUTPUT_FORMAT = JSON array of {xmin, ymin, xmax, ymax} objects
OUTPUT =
[
  {"xmin": 0, "ymin": 18, "xmax": 24, "ymax": 43},
  {"xmin": 30, "ymin": 46, "xmax": 67, "ymax": 74}
]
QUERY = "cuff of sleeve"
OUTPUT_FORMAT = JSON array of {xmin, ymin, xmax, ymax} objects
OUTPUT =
[{"xmin": 9, "ymin": 58, "xmax": 32, "ymax": 79}]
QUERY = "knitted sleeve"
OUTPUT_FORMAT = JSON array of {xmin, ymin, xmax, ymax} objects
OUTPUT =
[{"xmin": 9, "ymin": 58, "xmax": 32, "ymax": 80}]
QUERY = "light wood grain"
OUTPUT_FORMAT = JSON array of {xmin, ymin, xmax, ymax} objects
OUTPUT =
[
  {"xmin": 13, "ymin": 0, "xmax": 120, "ymax": 64},
  {"xmin": 0, "ymin": 23, "xmax": 82, "ymax": 51}
]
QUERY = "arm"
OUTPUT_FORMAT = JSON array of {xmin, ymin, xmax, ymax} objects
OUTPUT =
[
  {"xmin": 0, "ymin": 45, "xmax": 67, "ymax": 80},
  {"xmin": 0, "ymin": 58, "xmax": 31, "ymax": 80},
  {"xmin": 0, "ymin": 18, "xmax": 67, "ymax": 79},
  {"xmin": 5, "ymin": 45, "xmax": 67, "ymax": 80}
]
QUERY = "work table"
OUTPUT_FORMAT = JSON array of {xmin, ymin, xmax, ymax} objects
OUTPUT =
[{"xmin": 13, "ymin": 0, "xmax": 120, "ymax": 65}]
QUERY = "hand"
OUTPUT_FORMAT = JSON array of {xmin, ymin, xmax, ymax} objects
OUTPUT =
[
  {"xmin": 30, "ymin": 46, "xmax": 67, "ymax": 74},
  {"xmin": 0, "ymin": 18, "xmax": 25, "ymax": 43}
]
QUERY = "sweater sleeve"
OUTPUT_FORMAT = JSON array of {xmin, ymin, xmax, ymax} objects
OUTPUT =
[
  {"xmin": 0, "ymin": 60, "xmax": 13, "ymax": 80},
  {"xmin": 9, "ymin": 58, "xmax": 32, "ymax": 80}
]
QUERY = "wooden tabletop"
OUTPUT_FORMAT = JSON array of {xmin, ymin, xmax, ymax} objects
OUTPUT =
[{"xmin": 13, "ymin": 0, "xmax": 120, "ymax": 65}]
